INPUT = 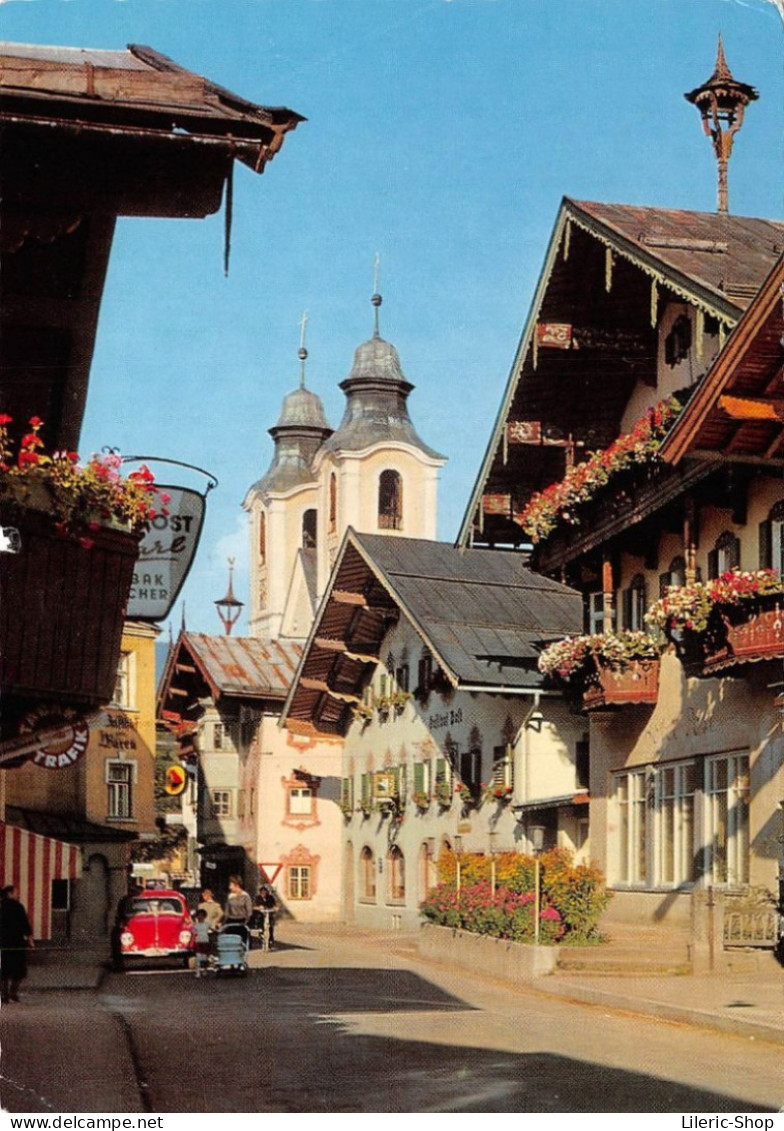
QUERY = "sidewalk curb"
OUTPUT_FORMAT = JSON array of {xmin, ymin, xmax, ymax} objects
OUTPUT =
[{"xmin": 528, "ymin": 981, "xmax": 784, "ymax": 1047}]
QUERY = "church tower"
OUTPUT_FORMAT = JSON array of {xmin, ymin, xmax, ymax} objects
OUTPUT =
[
  {"xmin": 312, "ymin": 288, "xmax": 446, "ymax": 599},
  {"xmin": 245, "ymin": 285, "xmax": 446, "ymax": 641},
  {"xmin": 243, "ymin": 328, "xmax": 332, "ymax": 640}
]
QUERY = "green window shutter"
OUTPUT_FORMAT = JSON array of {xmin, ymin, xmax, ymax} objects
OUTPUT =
[{"xmin": 413, "ymin": 762, "xmax": 425, "ymax": 793}]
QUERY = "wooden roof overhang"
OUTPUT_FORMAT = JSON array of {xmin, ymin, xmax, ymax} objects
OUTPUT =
[
  {"xmin": 0, "ymin": 42, "xmax": 303, "ymax": 452},
  {"xmin": 459, "ymin": 198, "xmax": 783, "ymax": 551},
  {"xmin": 660, "ymin": 255, "xmax": 784, "ymax": 467},
  {"xmin": 284, "ymin": 541, "xmax": 400, "ymax": 738}
]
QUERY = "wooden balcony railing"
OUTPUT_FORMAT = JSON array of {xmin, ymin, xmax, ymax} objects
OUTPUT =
[{"xmin": 582, "ymin": 659, "xmax": 660, "ymax": 710}]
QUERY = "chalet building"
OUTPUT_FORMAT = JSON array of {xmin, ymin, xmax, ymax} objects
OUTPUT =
[
  {"xmin": 157, "ymin": 632, "xmax": 343, "ymax": 916},
  {"xmin": 158, "ymin": 298, "xmax": 447, "ymax": 914},
  {"xmin": 0, "ymin": 40, "xmax": 300, "ymax": 938},
  {"xmin": 282, "ymin": 531, "xmax": 586, "ymax": 929},
  {"xmin": 458, "ymin": 196, "xmax": 784, "ymax": 945}
]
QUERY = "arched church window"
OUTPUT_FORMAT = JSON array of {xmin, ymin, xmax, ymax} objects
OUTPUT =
[
  {"xmin": 329, "ymin": 474, "xmax": 337, "ymax": 533},
  {"xmin": 378, "ymin": 470, "xmax": 403, "ymax": 531},
  {"xmin": 259, "ymin": 512, "xmax": 266, "ymax": 565},
  {"xmin": 302, "ymin": 509, "xmax": 317, "ymax": 550}
]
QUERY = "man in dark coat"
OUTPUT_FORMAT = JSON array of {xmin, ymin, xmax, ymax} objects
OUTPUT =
[{"xmin": 0, "ymin": 884, "xmax": 34, "ymax": 1003}]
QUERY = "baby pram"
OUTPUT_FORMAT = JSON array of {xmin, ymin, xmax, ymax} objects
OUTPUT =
[{"xmin": 213, "ymin": 923, "xmax": 249, "ymax": 976}]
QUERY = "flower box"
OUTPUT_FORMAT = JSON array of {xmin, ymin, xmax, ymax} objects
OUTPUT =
[
  {"xmin": 0, "ymin": 505, "xmax": 141, "ymax": 721},
  {"xmin": 582, "ymin": 659, "xmax": 660, "ymax": 709},
  {"xmin": 702, "ymin": 606, "xmax": 784, "ymax": 674}
]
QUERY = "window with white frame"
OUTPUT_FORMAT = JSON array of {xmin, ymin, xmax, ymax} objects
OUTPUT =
[
  {"xmin": 111, "ymin": 652, "xmax": 135, "ymax": 710},
  {"xmin": 656, "ymin": 761, "xmax": 696, "ymax": 886},
  {"xmin": 288, "ymin": 865, "xmax": 311, "ymax": 900},
  {"xmin": 705, "ymin": 752, "xmax": 749, "ymax": 885},
  {"xmin": 211, "ymin": 790, "xmax": 232, "ymax": 818},
  {"xmin": 106, "ymin": 761, "xmax": 134, "ymax": 819},
  {"xmin": 708, "ymin": 531, "xmax": 740, "ymax": 579},
  {"xmin": 615, "ymin": 769, "xmax": 648, "ymax": 885},
  {"xmin": 289, "ymin": 786, "xmax": 313, "ymax": 816}
]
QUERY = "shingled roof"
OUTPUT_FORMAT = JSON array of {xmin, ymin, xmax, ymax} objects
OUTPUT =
[
  {"xmin": 283, "ymin": 530, "xmax": 583, "ymax": 736},
  {"xmin": 459, "ymin": 196, "xmax": 784, "ymax": 550},
  {"xmin": 157, "ymin": 632, "xmax": 303, "ymax": 724}
]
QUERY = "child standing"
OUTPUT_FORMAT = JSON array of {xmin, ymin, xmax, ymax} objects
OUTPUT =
[{"xmin": 193, "ymin": 909, "xmax": 211, "ymax": 978}]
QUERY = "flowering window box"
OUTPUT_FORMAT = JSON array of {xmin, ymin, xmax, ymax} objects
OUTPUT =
[
  {"xmin": 582, "ymin": 659, "xmax": 660, "ymax": 710},
  {"xmin": 0, "ymin": 504, "xmax": 141, "ymax": 719},
  {"xmin": 0, "ymin": 416, "xmax": 162, "ymax": 739},
  {"xmin": 702, "ymin": 606, "xmax": 784, "ymax": 673}
]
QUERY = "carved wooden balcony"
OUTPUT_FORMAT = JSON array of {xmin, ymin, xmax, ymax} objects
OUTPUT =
[
  {"xmin": 702, "ymin": 605, "xmax": 784, "ymax": 674},
  {"xmin": 582, "ymin": 659, "xmax": 660, "ymax": 710}
]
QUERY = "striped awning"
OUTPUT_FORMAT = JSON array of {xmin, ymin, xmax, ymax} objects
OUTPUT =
[{"xmin": 0, "ymin": 823, "xmax": 82, "ymax": 939}]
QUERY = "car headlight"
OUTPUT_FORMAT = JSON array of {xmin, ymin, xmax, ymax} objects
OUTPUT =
[
  {"xmin": 179, "ymin": 929, "xmax": 193, "ymax": 946},
  {"xmin": 120, "ymin": 931, "xmax": 134, "ymax": 948}
]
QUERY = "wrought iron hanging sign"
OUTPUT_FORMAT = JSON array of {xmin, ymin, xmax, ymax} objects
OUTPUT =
[{"xmin": 122, "ymin": 458, "xmax": 217, "ymax": 622}]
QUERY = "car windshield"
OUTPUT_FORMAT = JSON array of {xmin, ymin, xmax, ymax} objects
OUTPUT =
[{"xmin": 130, "ymin": 898, "xmax": 183, "ymax": 915}]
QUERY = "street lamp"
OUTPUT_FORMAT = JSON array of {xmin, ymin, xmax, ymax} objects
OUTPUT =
[
  {"xmin": 215, "ymin": 557, "xmax": 244, "ymax": 636},
  {"xmin": 529, "ymin": 824, "xmax": 546, "ymax": 946}
]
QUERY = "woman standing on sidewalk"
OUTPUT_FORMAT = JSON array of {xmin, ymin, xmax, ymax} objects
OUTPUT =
[{"xmin": 0, "ymin": 884, "xmax": 34, "ymax": 1004}]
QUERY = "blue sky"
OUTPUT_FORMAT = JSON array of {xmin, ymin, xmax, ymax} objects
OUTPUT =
[{"xmin": 2, "ymin": 0, "xmax": 782, "ymax": 642}]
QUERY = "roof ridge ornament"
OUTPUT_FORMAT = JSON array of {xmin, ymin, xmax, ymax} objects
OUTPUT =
[{"xmin": 685, "ymin": 35, "xmax": 759, "ymax": 214}]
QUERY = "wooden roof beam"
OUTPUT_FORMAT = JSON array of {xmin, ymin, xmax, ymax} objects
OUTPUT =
[
  {"xmin": 314, "ymin": 637, "xmax": 379, "ymax": 665},
  {"xmin": 300, "ymin": 677, "xmax": 360, "ymax": 705},
  {"xmin": 719, "ymin": 394, "xmax": 784, "ymax": 422}
]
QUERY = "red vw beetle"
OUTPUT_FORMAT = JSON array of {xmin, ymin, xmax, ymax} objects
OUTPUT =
[{"xmin": 113, "ymin": 889, "xmax": 195, "ymax": 971}]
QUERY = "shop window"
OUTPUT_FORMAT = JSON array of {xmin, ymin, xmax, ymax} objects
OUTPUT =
[
  {"xmin": 378, "ymin": 470, "xmax": 403, "ymax": 530},
  {"xmin": 107, "ymin": 761, "xmax": 134, "ymax": 820},
  {"xmin": 705, "ymin": 753, "xmax": 749, "ymax": 886},
  {"xmin": 656, "ymin": 762, "xmax": 696, "ymax": 887},
  {"xmin": 615, "ymin": 769, "xmax": 648, "ymax": 885}
]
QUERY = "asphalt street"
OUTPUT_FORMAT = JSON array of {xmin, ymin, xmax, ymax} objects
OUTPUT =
[{"xmin": 1, "ymin": 931, "xmax": 782, "ymax": 1113}]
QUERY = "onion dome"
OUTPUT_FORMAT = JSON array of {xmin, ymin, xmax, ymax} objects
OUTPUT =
[
  {"xmin": 319, "ymin": 291, "xmax": 445, "ymax": 460},
  {"xmin": 248, "ymin": 325, "xmax": 333, "ymax": 496}
]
